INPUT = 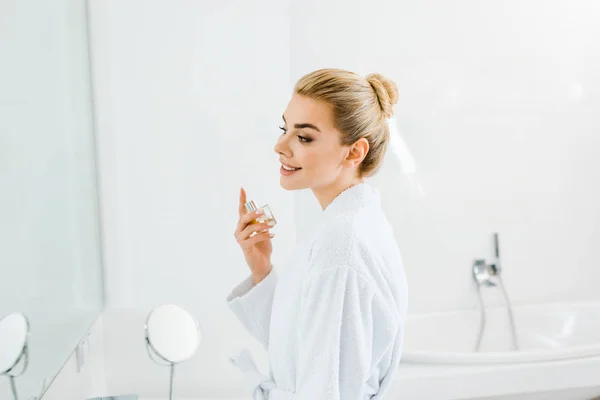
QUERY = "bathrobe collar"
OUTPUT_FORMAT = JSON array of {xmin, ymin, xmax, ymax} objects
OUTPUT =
[{"xmin": 322, "ymin": 182, "xmax": 380, "ymax": 218}]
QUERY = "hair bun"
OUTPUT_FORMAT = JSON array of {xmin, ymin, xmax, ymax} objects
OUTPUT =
[{"xmin": 366, "ymin": 73, "xmax": 399, "ymax": 119}]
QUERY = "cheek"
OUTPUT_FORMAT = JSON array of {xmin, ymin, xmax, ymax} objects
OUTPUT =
[{"xmin": 303, "ymin": 147, "xmax": 339, "ymax": 171}]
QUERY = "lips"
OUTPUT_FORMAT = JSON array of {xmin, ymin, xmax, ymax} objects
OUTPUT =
[
  {"xmin": 280, "ymin": 161, "xmax": 301, "ymax": 171},
  {"xmin": 280, "ymin": 161, "xmax": 302, "ymax": 176}
]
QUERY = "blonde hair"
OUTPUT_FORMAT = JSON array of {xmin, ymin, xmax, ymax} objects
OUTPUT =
[{"xmin": 294, "ymin": 68, "xmax": 399, "ymax": 177}]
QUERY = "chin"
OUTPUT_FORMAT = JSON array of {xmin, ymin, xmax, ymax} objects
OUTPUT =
[{"xmin": 279, "ymin": 176, "xmax": 307, "ymax": 191}]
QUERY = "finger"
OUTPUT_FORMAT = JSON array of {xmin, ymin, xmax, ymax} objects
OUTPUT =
[
  {"xmin": 238, "ymin": 187, "xmax": 247, "ymax": 217},
  {"xmin": 235, "ymin": 209, "xmax": 265, "ymax": 233},
  {"xmin": 235, "ymin": 218, "xmax": 268, "ymax": 242},
  {"xmin": 240, "ymin": 222, "xmax": 273, "ymax": 240},
  {"xmin": 244, "ymin": 231, "xmax": 275, "ymax": 246}
]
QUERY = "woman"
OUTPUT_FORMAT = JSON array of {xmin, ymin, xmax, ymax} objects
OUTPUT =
[{"xmin": 227, "ymin": 68, "xmax": 408, "ymax": 399}]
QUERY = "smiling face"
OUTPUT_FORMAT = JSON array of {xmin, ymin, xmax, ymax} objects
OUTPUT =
[
  {"xmin": 274, "ymin": 94, "xmax": 353, "ymax": 192},
  {"xmin": 273, "ymin": 93, "xmax": 369, "ymax": 209}
]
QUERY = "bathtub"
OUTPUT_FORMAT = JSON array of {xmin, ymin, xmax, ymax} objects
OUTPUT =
[{"xmin": 387, "ymin": 301, "xmax": 600, "ymax": 399}]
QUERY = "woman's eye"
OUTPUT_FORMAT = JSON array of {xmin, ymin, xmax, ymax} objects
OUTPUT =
[{"xmin": 279, "ymin": 126, "xmax": 311, "ymax": 143}]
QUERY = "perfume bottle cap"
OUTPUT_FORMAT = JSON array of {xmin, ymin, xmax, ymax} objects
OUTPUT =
[{"xmin": 244, "ymin": 200, "xmax": 258, "ymax": 212}]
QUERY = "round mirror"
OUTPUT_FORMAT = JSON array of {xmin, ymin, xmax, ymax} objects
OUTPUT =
[
  {"xmin": 0, "ymin": 312, "xmax": 29, "ymax": 375},
  {"xmin": 145, "ymin": 305, "xmax": 200, "ymax": 364}
]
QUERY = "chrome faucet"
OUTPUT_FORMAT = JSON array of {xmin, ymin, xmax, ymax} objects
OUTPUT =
[
  {"xmin": 472, "ymin": 233, "xmax": 501, "ymax": 286},
  {"xmin": 472, "ymin": 232, "xmax": 519, "ymax": 351}
]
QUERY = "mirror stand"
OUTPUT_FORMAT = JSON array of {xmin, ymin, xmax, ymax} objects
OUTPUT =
[
  {"xmin": 6, "ymin": 344, "xmax": 28, "ymax": 400},
  {"xmin": 144, "ymin": 337, "xmax": 176, "ymax": 400},
  {"xmin": 1, "ymin": 313, "xmax": 31, "ymax": 400}
]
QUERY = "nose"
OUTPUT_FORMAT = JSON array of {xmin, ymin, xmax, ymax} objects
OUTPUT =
[{"xmin": 274, "ymin": 134, "xmax": 292, "ymax": 158}]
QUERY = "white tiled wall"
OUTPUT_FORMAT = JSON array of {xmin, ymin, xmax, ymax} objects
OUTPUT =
[{"xmin": 86, "ymin": 0, "xmax": 600, "ymax": 398}]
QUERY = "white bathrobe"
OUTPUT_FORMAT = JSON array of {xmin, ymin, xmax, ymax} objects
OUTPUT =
[{"xmin": 227, "ymin": 183, "xmax": 408, "ymax": 399}]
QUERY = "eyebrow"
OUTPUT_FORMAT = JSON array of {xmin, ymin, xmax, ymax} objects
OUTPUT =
[{"xmin": 282, "ymin": 114, "xmax": 321, "ymax": 133}]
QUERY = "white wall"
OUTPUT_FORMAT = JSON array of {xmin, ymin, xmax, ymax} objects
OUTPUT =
[
  {"xmin": 292, "ymin": 0, "xmax": 600, "ymax": 313},
  {"xmin": 377, "ymin": 0, "xmax": 600, "ymax": 313},
  {"xmin": 88, "ymin": 0, "xmax": 295, "ymax": 397},
  {"xmin": 88, "ymin": 0, "xmax": 600, "ymax": 398}
]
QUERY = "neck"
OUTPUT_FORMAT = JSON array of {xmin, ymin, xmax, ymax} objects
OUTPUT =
[{"xmin": 312, "ymin": 177, "xmax": 365, "ymax": 211}]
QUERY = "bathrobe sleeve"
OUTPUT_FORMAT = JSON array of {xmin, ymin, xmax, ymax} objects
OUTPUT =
[
  {"xmin": 286, "ymin": 265, "xmax": 387, "ymax": 400},
  {"xmin": 227, "ymin": 267, "xmax": 278, "ymax": 350}
]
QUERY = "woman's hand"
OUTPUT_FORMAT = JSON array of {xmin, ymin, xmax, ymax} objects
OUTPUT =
[{"xmin": 234, "ymin": 187, "xmax": 275, "ymax": 284}]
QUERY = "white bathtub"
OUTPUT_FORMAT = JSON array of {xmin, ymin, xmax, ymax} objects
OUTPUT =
[{"xmin": 387, "ymin": 301, "xmax": 600, "ymax": 399}]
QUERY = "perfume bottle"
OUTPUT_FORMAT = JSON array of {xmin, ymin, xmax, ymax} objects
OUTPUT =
[{"xmin": 244, "ymin": 200, "xmax": 277, "ymax": 235}]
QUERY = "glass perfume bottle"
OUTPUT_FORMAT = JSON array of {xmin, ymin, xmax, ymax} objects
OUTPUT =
[{"xmin": 244, "ymin": 200, "xmax": 277, "ymax": 236}]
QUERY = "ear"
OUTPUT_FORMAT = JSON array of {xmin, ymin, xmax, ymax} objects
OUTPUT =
[{"xmin": 343, "ymin": 138, "xmax": 369, "ymax": 169}]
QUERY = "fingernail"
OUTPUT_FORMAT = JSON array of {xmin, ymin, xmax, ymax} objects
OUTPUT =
[
  {"xmin": 256, "ymin": 209, "xmax": 264, "ymax": 215},
  {"xmin": 269, "ymin": 233, "xmax": 275, "ymax": 237},
  {"xmin": 268, "ymin": 221, "xmax": 276, "ymax": 226}
]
